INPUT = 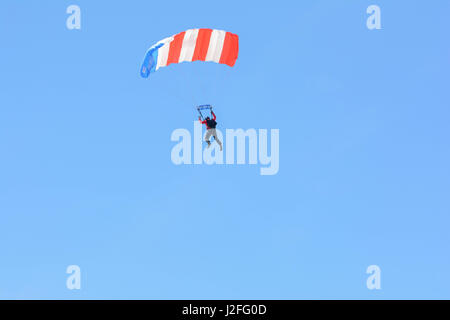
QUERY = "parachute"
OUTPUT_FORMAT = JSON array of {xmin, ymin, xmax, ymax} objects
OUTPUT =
[{"xmin": 140, "ymin": 28, "xmax": 239, "ymax": 77}]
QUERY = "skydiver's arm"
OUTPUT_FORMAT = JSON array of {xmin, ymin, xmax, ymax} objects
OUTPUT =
[{"xmin": 211, "ymin": 111, "xmax": 216, "ymax": 121}]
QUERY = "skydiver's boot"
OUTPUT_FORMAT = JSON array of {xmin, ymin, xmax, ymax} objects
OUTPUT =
[{"xmin": 206, "ymin": 140, "xmax": 211, "ymax": 149}]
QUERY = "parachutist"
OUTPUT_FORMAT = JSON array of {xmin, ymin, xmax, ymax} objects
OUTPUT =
[{"xmin": 199, "ymin": 111, "xmax": 223, "ymax": 151}]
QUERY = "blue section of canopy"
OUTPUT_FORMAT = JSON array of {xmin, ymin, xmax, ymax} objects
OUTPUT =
[{"xmin": 140, "ymin": 43, "xmax": 164, "ymax": 78}]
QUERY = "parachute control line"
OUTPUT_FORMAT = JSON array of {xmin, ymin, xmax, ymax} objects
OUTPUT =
[{"xmin": 197, "ymin": 104, "xmax": 213, "ymax": 120}]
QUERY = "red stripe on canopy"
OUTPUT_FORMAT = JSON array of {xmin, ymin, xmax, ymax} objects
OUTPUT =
[
  {"xmin": 166, "ymin": 31, "xmax": 186, "ymax": 66},
  {"xmin": 192, "ymin": 28, "xmax": 213, "ymax": 62},
  {"xmin": 219, "ymin": 32, "xmax": 239, "ymax": 67}
]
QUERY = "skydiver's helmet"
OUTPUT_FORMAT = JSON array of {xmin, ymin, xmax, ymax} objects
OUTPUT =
[{"xmin": 206, "ymin": 117, "xmax": 210, "ymax": 120}]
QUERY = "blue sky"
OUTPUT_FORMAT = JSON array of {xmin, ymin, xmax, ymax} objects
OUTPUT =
[{"xmin": 0, "ymin": 0, "xmax": 449, "ymax": 299}]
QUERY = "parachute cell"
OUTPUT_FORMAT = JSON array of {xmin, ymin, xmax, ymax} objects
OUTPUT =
[{"xmin": 140, "ymin": 29, "xmax": 239, "ymax": 78}]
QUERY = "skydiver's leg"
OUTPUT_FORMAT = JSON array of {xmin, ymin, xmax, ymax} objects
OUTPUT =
[
  {"xmin": 205, "ymin": 129, "xmax": 212, "ymax": 148},
  {"xmin": 212, "ymin": 129, "xmax": 223, "ymax": 151},
  {"xmin": 205, "ymin": 129, "xmax": 212, "ymax": 142}
]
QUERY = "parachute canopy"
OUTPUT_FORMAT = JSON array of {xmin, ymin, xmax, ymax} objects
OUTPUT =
[{"xmin": 140, "ymin": 28, "xmax": 239, "ymax": 78}]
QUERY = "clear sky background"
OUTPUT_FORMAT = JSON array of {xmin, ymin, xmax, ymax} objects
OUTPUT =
[{"xmin": 0, "ymin": 0, "xmax": 449, "ymax": 299}]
